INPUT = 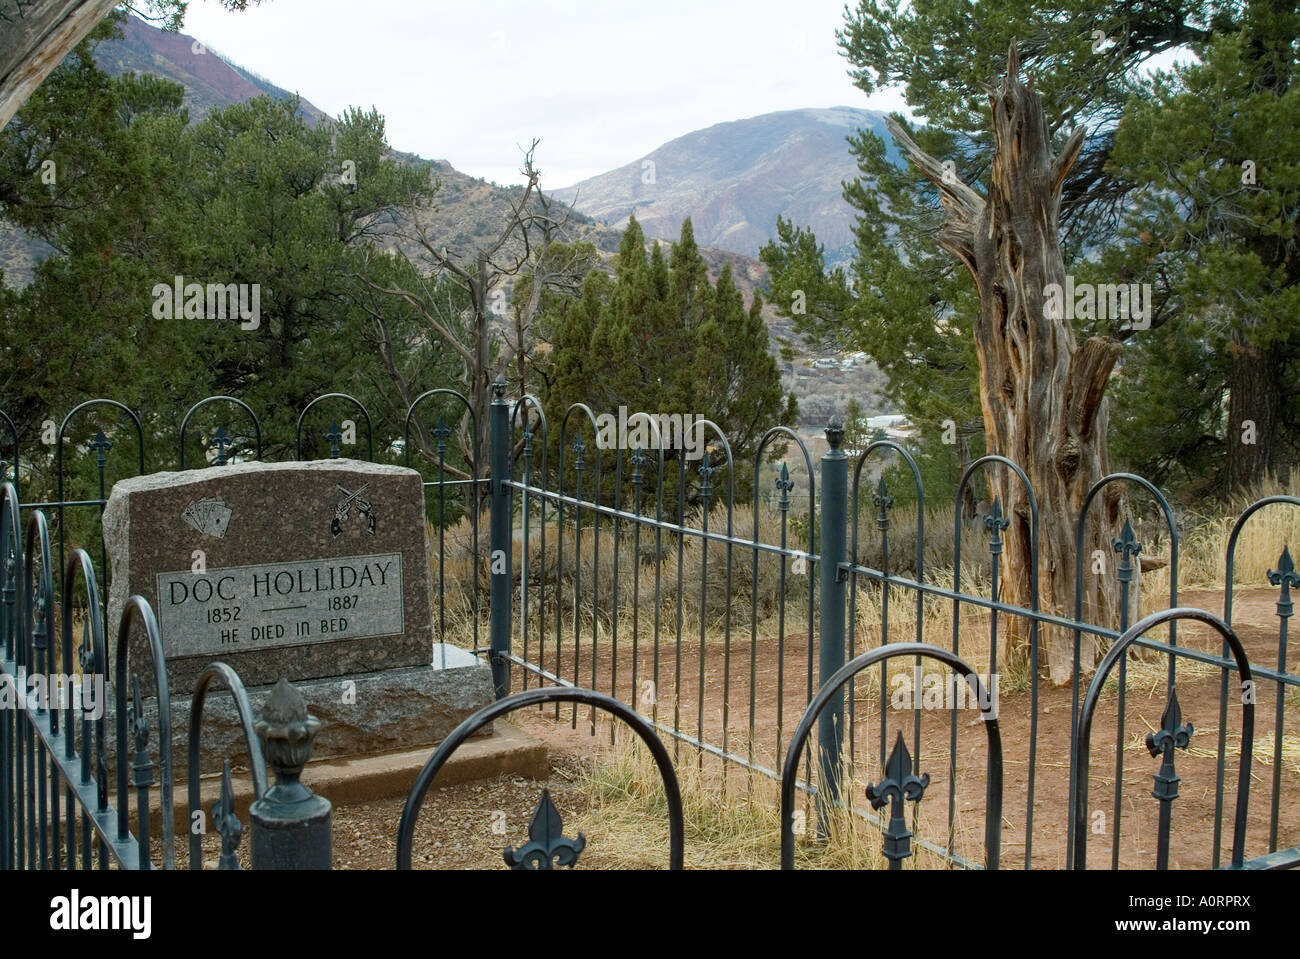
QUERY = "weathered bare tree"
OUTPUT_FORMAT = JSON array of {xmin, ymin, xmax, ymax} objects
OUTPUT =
[
  {"xmin": 367, "ymin": 140, "xmax": 593, "ymax": 482},
  {"xmin": 350, "ymin": 267, "xmax": 462, "ymax": 468},
  {"xmin": 886, "ymin": 45, "xmax": 1124, "ymax": 683}
]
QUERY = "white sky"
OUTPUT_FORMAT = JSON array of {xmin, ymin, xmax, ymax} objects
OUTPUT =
[{"xmin": 176, "ymin": 0, "xmax": 911, "ymax": 188}]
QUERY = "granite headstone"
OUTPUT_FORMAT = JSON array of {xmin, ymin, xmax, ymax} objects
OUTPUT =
[
  {"xmin": 100, "ymin": 458, "xmax": 494, "ymax": 772},
  {"xmin": 103, "ymin": 458, "xmax": 434, "ymax": 692}
]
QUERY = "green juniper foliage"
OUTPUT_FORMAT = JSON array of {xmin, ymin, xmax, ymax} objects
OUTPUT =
[
  {"xmin": 764, "ymin": 0, "xmax": 1298, "ymax": 501},
  {"xmin": 0, "ymin": 19, "xmax": 458, "ymax": 539},
  {"xmin": 540, "ymin": 216, "xmax": 795, "ymax": 516}
]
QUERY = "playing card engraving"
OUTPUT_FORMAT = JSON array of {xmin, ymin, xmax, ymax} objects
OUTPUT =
[{"xmin": 181, "ymin": 497, "xmax": 233, "ymax": 538}]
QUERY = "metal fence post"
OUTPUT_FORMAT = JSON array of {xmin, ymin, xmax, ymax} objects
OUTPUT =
[
  {"xmin": 816, "ymin": 416, "xmax": 848, "ymax": 836},
  {"xmin": 489, "ymin": 377, "xmax": 513, "ymax": 698},
  {"xmin": 249, "ymin": 679, "xmax": 331, "ymax": 869}
]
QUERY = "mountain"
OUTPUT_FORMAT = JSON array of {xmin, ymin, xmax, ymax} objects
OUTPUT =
[
  {"xmin": 94, "ymin": 14, "xmax": 330, "ymax": 125},
  {"xmin": 0, "ymin": 18, "xmax": 889, "ymax": 431},
  {"xmin": 552, "ymin": 107, "xmax": 900, "ymax": 266}
]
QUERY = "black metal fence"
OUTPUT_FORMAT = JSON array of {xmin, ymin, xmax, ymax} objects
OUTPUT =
[
  {"xmin": 492, "ymin": 383, "xmax": 1299, "ymax": 870},
  {"xmin": 0, "ymin": 389, "xmax": 474, "ymax": 870},
  {"xmin": 1, "ymin": 382, "xmax": 1297, "ymax": 869}
]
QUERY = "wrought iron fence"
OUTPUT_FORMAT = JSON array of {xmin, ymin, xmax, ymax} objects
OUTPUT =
[
  {"xmin": 1, "ymin": 390, "xmax": 485, "ymax": 626},
  {"xmin": 0, "ymin": 485, "xmax": 338, "ymax": 870},
  {"xmin": 491, "ymin": 382, "xmax": 1300, "ymax": 870},
  {"xmin": 1, "ymin": 381, "xmax": 1297, "ymax": 870},
  {"xmin": 0, "ymin": 482, "xmax": 175, "ymax": 869},
  {"xmin": 0, "ymin": 388, "xmax": 484, "ymax": 870}
]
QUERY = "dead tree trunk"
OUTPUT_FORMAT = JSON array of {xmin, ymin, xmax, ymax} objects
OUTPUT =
[
  {"xmin": 886, "ymin": 46, "xmax": 1123, "ymax": 683},
  {"xmin": 1, "ymin": 0, "xmax": 120, "ymax": 131}
]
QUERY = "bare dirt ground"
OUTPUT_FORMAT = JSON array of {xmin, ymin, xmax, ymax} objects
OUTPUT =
[{"xmin": 298, "ymin": 586, "xmax": 1297, "ymax": 870}]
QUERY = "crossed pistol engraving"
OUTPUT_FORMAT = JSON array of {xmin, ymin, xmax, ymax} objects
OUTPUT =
[{"xmin": 331, "ymin": 483, "xmax": 376, "ymax": 537}]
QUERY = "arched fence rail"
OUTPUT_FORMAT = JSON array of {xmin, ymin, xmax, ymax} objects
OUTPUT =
[
  {"xmin": 1, "ymin": 483, "xmax": 176, "ymax": 870},
  {"xmin": 0, "ymin": 384, "xmax": 1296, "ymax": 870},
  {"xmin": 780, "ymin": 642, "xmax": 1003, "ymax": 870},
  {"xmin": 396, "ymin": 686, "xmax": 685, "ymax": 870},
  {"xmin": 1072, "ymin": 607, "xmax": 1254, "ymax": 870}
]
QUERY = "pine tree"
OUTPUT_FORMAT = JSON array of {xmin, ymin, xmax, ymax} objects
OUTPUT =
[{"xmin": 540, "ymin": 216, "xmax": 794, "ymax": 510}]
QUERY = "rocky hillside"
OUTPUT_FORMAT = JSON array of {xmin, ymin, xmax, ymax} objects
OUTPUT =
[
  {"xmin": 2, "ymin": 18, "xmax": 891, "ymax": 434},
  {"xmin": 552, "ymin": 107, "xmax": 900, "ymax": 267},
  {"xmin": 95, "ymin": 14, "xmax": 330, "ymax": 124}
]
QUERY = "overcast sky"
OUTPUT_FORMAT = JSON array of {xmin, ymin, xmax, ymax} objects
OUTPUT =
[{"xmin": 176, "ymin": 0, "xmax": 912, "ymax": 188}]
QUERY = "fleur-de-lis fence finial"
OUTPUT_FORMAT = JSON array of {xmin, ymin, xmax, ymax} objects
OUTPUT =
[
  {"xmin": 431, "ymin": 418, "xmax": 452, "ymax": 458},
  {"xmin": 212, "ymin": 759, "xmax": 243, "ymax": 870},
  {"xmin": 1145, "ymin": 688, "xmax": 1193, "ymax": 869},
  {"xmin": 503, "ymin": 788, "xmax": 585, "ymax": 869},
  {"xmin": 984, "ymin": 497, "xmax": 1010, "ymax": 556},
  {"xmin": 775, "ymin": 463, "xmax": 793, "ymax": 512},
  {"xmin": 1, "ymin": 553, "xmax": 14, "ymax": 610},
  {"xmin": 89, "ymin": 428, "xmax": 113, "ymax": 468},
  {"xmin": 128, "ymin": 674, "xmax": 154, "ymax": 791},
  {"xmin": 1113, "ymin": 518, "xmax": 1143, "ymax": 585},
  {"xmin": 865, "ymin": 731, "xmax": 931, "ymax": 868},
  {"xmin": 208, "ymin": 426, "xmax": 233, "ymax": 465},
  {"xmin": 324, "ymin": 422, "xmax": 343, "ymax": 459},
  {"xmin": 697, "ymin": 452, "xmax": 714, "ymax": 502},
  {"xmin": 874, "ymin": 475, "xmax": 893, "ymax": 531},
  {"xmin": 1268, "ymin": 546, "xmax": 1298, "ymax": 619},
  {"xmin": 1146, "ymin": 689, "xmax": 1194, "ymax": 776},
  {"xmin": 32, "ymin": 592, "xmax": 48, "ymax": 659},
  {"xmin": 77, "ymin": 617, "xmax": 93, "ymax": 674}
]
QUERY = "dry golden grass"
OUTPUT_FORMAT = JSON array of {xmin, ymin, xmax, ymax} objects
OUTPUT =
[
  {"xmin": 1140, "ymin": 475, "xmax": 1300, "ymax": 593},
  {"xmin": 571, "ymin": 725, "xmax": 988, "ymax": 869},
  {"xmin": 1122, "ymin": 725, "xmax": 1300, "ymax": 775}
]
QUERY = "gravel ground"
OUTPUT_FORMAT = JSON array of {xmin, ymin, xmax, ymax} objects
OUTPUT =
[{"xmin": 332, "ymin": 753, "xmax": 594, "ymax": 870}]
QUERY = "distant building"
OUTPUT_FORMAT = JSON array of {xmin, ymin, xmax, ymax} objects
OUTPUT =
[
  {"xmin": 866, "ymin": 413, "xmax": 909, "ymax": 430},
  {"xmin": 865, "ymin": 413, "xmax": 913, "ymax": 443}
]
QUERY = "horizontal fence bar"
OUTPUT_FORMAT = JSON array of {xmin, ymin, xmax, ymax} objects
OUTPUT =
[
  {"xmin": 20, "ymin": 499, "xmax": 107, "ymax": 511},
  {"xmin": 505, "ymin": 479, "xmax": 819, "ymax": 562},
  {"xmin": 421, "ymin": 475, "xmax": 488, "ymax": 485},
  {"xmin": 1228, "ymin": 846, "xmax": 1300, "ymax": 870},
  {"xmin": 848, "ymin": 561, "xmax": 1300, "ymax": 687}
]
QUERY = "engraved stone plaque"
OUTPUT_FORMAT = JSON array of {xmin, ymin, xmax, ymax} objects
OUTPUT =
[{"xmin": 103, "ymin": 459, "xmax": 434, "ymax": 691}]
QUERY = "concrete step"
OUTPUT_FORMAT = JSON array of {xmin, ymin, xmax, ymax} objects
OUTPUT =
[{"xmin": 150, "ymin": 722, "xmax": 548, "ymax": 839}]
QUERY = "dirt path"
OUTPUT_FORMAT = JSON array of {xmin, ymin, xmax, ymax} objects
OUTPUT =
[
  {"xmin": 492, "ymin": 586, "xmax": 1298, "ymax": 869},
  {"xmin": 304, "ymin": 586, "xmax": 1296, "ymax": 870}
]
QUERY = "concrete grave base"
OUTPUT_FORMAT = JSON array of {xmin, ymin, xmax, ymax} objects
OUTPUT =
[
  {"xmin": 153, "ymin": 723, "xmax": 550, "ymax": 847},
  {"xmin": 104, "ymin": 645, "xmax": 494, "ymax": 776}
]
